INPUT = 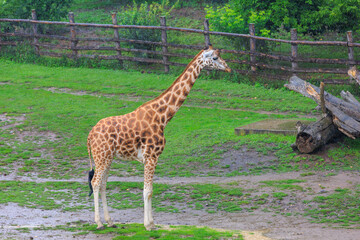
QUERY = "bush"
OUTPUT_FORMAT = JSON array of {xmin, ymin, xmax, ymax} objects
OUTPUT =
[
  {"xmin": 0, "ymin": 0, "xmax": 73, "ymax": 34},
  {"xmin": 118, "ymin": 0, "xmax": 178, "ymax": 58},
  {"xmin": 205, "ymin": 1, "xmax": 271, "ymax": 50},
  {"xmin": 205, "ymin": 3, "xmax": 271, "ymax": 37},
  {"xmin": 0, "ymin": 0, "xmax": 73, "ymax": 20}
]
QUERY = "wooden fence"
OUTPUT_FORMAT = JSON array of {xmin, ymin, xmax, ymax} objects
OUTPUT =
[{"xmin": 1, "ymin": 10, "xmax": 360, "ymax": 82}]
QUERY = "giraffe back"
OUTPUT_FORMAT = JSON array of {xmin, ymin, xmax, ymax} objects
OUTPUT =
[{"xmin": 88, "ymin": 108, "xmax": 166, "ymax": 164}]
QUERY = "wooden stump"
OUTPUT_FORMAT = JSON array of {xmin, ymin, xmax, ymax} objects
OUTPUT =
[{"xmin": 295, "ymin": 114, "xmax": 339, "ymax": 153}]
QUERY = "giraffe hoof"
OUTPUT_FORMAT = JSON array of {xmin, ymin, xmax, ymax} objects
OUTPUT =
[
  {"xmin": 145, "ymin": 223, "xmax": 157, "ymax": 231},
  {"xmin": 109, "ymin": 224, "xmax": 118, "ymax": 228},
  {"xmin": 96, "ymin": 226, "xmax": 105, "ymax": 230}
]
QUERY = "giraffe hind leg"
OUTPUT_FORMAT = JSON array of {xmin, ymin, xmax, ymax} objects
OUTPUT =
[
  {"xmin": 100, "ymin": 169, "xmax": 117, "ymax": 228},
  {"xmin": 92, "ymin": 177, "xmax": 104, "ymax": 230},
  {"xmin": 92, "ymin": 154, "xmax": 116, "ymax": 229},
  {"xmin": 91, "ymin": 158, "xmax": 108, "ymax": 230}
]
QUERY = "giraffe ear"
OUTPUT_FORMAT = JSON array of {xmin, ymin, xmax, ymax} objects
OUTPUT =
[
  {"xmin": 203, "ymin": 50, "xmax": 214, "ymax": 58},
  {"xmin": 204, "ymin": 44, "xmax": 213, "ymax": 50}
]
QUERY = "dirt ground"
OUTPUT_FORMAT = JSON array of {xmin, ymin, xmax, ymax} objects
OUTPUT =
[{"xmin": 1, "ymin": 172, "xmax": 359, "ymax": 240}]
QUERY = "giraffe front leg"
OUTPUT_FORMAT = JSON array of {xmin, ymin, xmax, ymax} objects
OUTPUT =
[
  {"xmin": 143, "ymin": 159, "xmax": 157, "ymax": 230},
  {"xmin": 148, "ymin": 194, "xmax": 154, "ymax": 225},
  {"xmin": 143, "ymin": 188, "xmax": 155, "ymax": 230}
]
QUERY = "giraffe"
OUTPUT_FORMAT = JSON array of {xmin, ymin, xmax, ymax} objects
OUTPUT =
[{"xmin": 87, "ymin": 45, "xmax": 231, "ymax": 230}]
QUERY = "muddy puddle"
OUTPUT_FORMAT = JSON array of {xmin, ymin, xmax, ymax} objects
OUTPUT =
[{"xmin": 1, "ymin": 196, "xmax": 359, "ymax": 240}]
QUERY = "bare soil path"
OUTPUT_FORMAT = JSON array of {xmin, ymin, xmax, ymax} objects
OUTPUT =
[{"xmin": 1, "ymin": 172, "xmax": 359, "ymax": 240}]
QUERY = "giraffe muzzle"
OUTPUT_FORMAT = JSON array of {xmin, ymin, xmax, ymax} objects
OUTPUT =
[{"xmin": 225, "ymin": 68, "xmax": 231, "ymax": 73}]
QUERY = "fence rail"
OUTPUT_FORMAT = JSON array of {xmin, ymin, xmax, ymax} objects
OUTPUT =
[{"xmin": 0, "ymin": 10, "xmax": 359, "ymax": 82}]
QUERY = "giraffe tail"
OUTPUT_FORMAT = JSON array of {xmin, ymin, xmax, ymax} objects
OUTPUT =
[
  {"xmin": 87, "ymin": 135, "xmax": 95, "ymax": 196},
  {"xmin": 87, "ymin": 135, "xmax": 93, "ymax": 170},
  {"xmin": 88, "ymin": 168, "xmax": 95, "ymax": 196}
]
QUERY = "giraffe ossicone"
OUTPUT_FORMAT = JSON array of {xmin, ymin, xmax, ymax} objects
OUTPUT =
[{"xmin": 87, "ymin": 45, "xmax": 231, "ymax": 230}]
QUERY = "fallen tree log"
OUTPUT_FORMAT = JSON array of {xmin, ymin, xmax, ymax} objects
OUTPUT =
[
  {"xmin": 340, "ymin": 90, "xmax": 360, "ymax": 108},
  {"xmin": 286, "ymin": 76, "xmax": 360, "ymax": 122},
  {"xmin": 295, "ymin": 114, "xmax": 339, "ymax": 153},
  {"xmin": 285, "ymin": 76, "xmax": 360, "ymax": 153}
]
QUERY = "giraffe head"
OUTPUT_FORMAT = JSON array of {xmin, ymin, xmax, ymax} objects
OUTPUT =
[
  {"xmin": 201, "ymin": 45, "xmax": 231, "ymax": 73},
  {"xmin": 348, "ymin": 66, "xmax": 357, "ymax": 79}
]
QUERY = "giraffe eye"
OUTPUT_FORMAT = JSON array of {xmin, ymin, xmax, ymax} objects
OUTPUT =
[{"xmin": 213, "ymin": 57, "xmax": 218, "ymax": 61}]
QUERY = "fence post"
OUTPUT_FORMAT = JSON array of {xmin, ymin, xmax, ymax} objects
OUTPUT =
[
  {"xmin": 111, "ymin": 12, "xmax": 123, "ymax": 66},
  {"xmin": 31, "ymin": 9, "xmax": 39, "ymax": 55},
  {"xmin": 203, "ymin": 19, "xmax": 211, "ymax": 47},
  {"xmin": 249, "ymin": 23, "xmax": 256, "ymax": 72},
  {"xmin": 69, "ymin": 12, "xmax": 78, "ymax": 58},
  {"xmin": 291, "ymin": 28, "xmax": 298, "ymax": 72},
  {"xmin": 0, "ymin": 23, "xmax": 2, "ymax": 53},
  {"xmin": 160, "ymin": 16, "xmax": 169, "ymax": 73},
  {"xmin": 347, "ymin": 31, "xmax": 354, "ymax": 67}
]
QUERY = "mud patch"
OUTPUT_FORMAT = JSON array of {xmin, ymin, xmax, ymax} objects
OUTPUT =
[
  {"xmin": 0, "ymin": 113, "xmax": 61, "ymax": 178},
  {"xmin": 216, "ymin": 146, "xmax": 277, "ymax": 172},
  {"xmin": 34, "ymin": 87, "xmax": 151, "ymax": 102},
  {"xmin": 0, "ymin": 113, "xmax": 26, "ymax": 130},
  {"xmin": 1, "ymin": 191, "xmax": 359, "ymax": 240},
  {"xmin": 0, "ymin": 113, "xmax": 57, "ymax": 143},
  {"xmin": 0, "ymin": 203, "xmax": 102, "ymax": 240}
]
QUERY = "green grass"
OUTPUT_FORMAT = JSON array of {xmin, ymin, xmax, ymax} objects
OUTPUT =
[
  {"xmin": 0, "ymin": 181, "xmax": 89, "ymax": 211},
  {"xmin": 272, "ymin": 192, "xmax": 289, "ymax": 200},
  {"xmin": 1, "ymin": 60, "xmax": 359, "ymax": 179},
  {"xmin": 50, "ymin": 222, "xmax": 244, "ymax": 240},
  {"xmin": 0, "ymin": 180, "xmax": 262, "ymax": 214},
  {"xmin": 260, "ymin": 179, "xmax": 306, "ymax": 191},
  {"xmin": 300, "ymin": 172, "xmax": 316, "ymax": 177},
  {"xmin": 304, "ymin": 187, "xmax": 360, "ymax": 227},
  {"xmin": 0, "ymin": 60, "xmax": 316, "ymax": 112}
]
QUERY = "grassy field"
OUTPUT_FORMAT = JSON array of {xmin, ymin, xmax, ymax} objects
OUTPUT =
[
  {"xmin": 1, "ymin": 60, "xmax": 359, "ymax": 179},
  {"xmin": 1, "ymin": 58, "xmax": 360, "ymax": 239}
]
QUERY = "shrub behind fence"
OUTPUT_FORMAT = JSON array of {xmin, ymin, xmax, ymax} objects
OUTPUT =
[{"xmin": 1, "ymin": 10, "xmax": 360, "ymax": 84}]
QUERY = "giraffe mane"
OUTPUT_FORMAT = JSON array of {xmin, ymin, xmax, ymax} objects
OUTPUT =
[{"xmin": 140, "ymin": 49, "xmax": 205, "ymax": 107}]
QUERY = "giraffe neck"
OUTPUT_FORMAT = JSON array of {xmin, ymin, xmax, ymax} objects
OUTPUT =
[{"xmin": 140, "ymin": 50, "xmax": 206, "ymax": 127}]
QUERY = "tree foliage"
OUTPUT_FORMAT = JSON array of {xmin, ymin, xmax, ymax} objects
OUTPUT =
[
  {"xmin": 205, "ymin": 2, "xmax": 271, "ymax": 37},
  {"xmin": 118, "ymin": 0, "xmax": 178, "ymax": 57},
  {"xmin": 206, "ymin": 0, "xmax": 360, "ymax": 35},
  {"xmin": 0, "ymin": 0, "xmax": 73, "ymax": 20}
]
